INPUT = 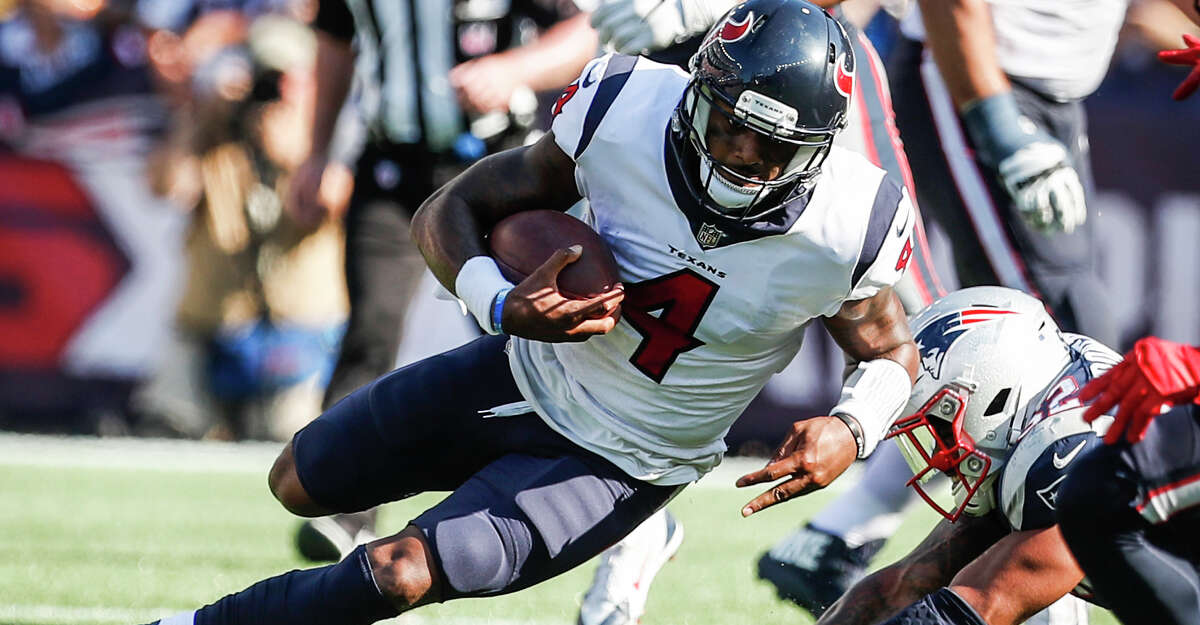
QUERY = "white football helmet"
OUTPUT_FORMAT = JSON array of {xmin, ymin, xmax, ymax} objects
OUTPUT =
[{"xmin": 888, "ymin": 287, "xmax": 1071, "ymax": 521}]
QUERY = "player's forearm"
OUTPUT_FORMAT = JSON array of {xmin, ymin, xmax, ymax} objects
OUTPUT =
[
  {"xmin": 412, "ymin": 159, "xmax": 512, "ymax": 294},
  {"xmin": 308, "ymin": 33, "xmax": 355, "ymax": 158},
  {"xmin": 818, "ymin": 565, "xmax": 925, "ymax": 625},
  {"xmin": 498, "ymin": 14, "xmax": 599, "ymax": 93},
  {"xmin": 824, "ymin": 289, "xmax": 918, "ymax": 456},
  {"xmin": 827, "ymin": 289, "xmax": 919, "ymax": 382},
  {"xmin": 917, "ymin": 0, "xmax": 1010, "ymax": 110},
  {"xmin": 947, "ymin": 527, "xmax": 1085, "ymax": 625},
  {"xmin": 412, "ymin": 137, "xmax": 581, "ymax": 294}
]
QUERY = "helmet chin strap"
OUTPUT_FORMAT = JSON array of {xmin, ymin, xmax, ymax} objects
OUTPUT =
[{"xmin": 698, "ymin": 156, "xmax": 758, "ymax": 209}]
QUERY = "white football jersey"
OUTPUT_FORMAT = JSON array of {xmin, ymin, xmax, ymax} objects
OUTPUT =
[
  {"xmin": 900, "ymin": 0, "xmax": 1127, "ymax": 101},
  {"xmin": 507, "ymin": 54, "xmax": 915, "ymax": 485}
]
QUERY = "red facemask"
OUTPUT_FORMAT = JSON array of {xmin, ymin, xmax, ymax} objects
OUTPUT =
[{"xmin": 887, "ymin": 385, "xmax": 993, "ymax": 522}]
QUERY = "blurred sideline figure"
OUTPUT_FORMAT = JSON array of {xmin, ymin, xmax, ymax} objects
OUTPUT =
[
  {"xmin": 0, "ymin": 0, "xmax": 185, "ymax": 434},
  {"xmin": 884, "ymin": 0, "xmax": 1123, "ymax": 342},
  {"xmin": 287, "ymin": 0, "xmax": 598, "ymax": 563},
  {"xmin": 134, "ymin": 12, "xmax": 350, "ymax": 442}
]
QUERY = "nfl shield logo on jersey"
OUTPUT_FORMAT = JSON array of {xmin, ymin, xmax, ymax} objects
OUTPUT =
[{"xmin": 697, "ymin": 223, "xmax": 725, "ymax": 249}]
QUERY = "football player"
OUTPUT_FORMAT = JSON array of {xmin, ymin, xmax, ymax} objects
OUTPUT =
[
  {"xmin": 814, "ymin": 286, "xmax": 1121, "ymax": 625},
  {"xmin": 1053, "ymin": 338, "xmax": 1200, "ymax": 625},
  {"xmin": 145, "ymin": 2, "xmax": 920, "ymax": 624}
]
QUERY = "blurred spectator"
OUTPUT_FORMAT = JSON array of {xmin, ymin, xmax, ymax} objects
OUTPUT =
[
  {"xmin": 0, "ymin": 0, "xmax": 183, "ymax": 434},
  {"xmin": 133, "ymin": 14, "xmax": 349, "ymax": 441},
  {"xmin": 287, "ymin": 0, "xmax": 598, "ymax": 562}
]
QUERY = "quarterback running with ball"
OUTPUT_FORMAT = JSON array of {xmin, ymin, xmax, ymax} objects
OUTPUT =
[{"xmin": 145, "ymin": 2, "xmax": 921, "ymax": 624}]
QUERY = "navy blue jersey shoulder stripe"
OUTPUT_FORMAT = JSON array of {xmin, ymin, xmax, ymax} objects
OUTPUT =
[
  {"xmin": 851, "ymin": 178, "xmax": 904, "ymax": 287},
  {"xmin": 574, "ymin": 54, "xmax": 639, "ymax": 159}
]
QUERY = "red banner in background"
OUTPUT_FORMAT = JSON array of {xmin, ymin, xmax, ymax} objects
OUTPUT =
[{"xmin": 0, "ymin": 157, "xmax": 129, "ymax": 370}]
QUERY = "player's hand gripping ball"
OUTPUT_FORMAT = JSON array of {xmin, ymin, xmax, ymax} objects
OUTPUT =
[
  {"xmin": 488, "ymin": 210, "xmax": 621, "ymax": 299},
  {"xmin": 487, "ymin": 210, "xmax": 624, "ymax": 343}
]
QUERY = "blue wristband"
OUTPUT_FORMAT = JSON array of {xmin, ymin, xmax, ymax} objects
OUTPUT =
[
  {"xmin": 960, "ymin": 91, "xmax": 1038, "ymax": 168},
  {"xmin": 491, "ymin": 287, "xmax": 513, "ymax": 335}
]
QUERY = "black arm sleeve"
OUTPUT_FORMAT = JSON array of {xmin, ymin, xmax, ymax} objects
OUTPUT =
[
  {"xmin": 314, "ymin": 0, "xmax": 356, "ymax": 42},
  {"xmin": 881, "ymin": 588, "xmax": 989, "ymax": 625}
]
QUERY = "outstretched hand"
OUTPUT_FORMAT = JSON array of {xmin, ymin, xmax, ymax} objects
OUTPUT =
[
  {"xmin": 1158, "ymin": 33, "xmax": 1200, "ymax": 101},
  {"xmin": 501, "ymin": 245, "xmax": 624, "ymax": 342},
  {"xmin": 1081, "ymin": 337, "xmax": 1200, "ymax": 444},
  {"xmin": 736, "ymin": 416, "xmax": 858, "ymax": 517}
]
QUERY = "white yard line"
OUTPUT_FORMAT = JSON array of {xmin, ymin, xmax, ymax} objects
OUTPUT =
[
  {"xmin": 0, "ymin": 433, "xmax": 280, "ymax": 474},
  {"xmin": 0, "ymin": 604, "xmax": 167, "ymax": 624},
  {"xmin": 0, "ymin": 433, "xmax": 856, "ymax": 491}
]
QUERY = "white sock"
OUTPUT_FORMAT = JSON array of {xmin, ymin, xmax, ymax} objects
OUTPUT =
[{"xmin": 810, "ymin": 443, "xmax": 920, "ymax": 547}]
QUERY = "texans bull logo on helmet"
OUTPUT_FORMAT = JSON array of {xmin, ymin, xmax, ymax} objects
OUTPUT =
[
  {"xmin": 916, "ymin": 307, "xmax": 1019, "ymax": 380},
  {"xmin": 700, "ymin": 9, "xmax": 758, "ymax": 49},
  {"xmin": 834, "ymin": 53, "xmax": 854, "ymax": 99},
  {"xmin": 718, "ymin": 12, "xmax": 754, "ymax": 42}
]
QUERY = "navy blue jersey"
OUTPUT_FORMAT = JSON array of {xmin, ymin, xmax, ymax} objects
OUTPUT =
[{"xmin": 0, "ymin": 16, "xmax": 157, "ymax": 122}]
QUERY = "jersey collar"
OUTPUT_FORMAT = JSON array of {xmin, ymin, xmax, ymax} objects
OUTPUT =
[{"xmin": 663, "ymin": 123, "xmax": 814, "ymax": 250}]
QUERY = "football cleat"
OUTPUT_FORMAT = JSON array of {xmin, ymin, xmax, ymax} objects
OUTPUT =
[
  {"xmin": 577, "ymin": 509, "xmax": 684, "ymax": 625},
  {"xmin": 295, "ymin": 510, "xmax": 378, "ymax": 563},
  {"xmin": 756, "ymin": 524, "xmax": 884, "ymax": 617}
]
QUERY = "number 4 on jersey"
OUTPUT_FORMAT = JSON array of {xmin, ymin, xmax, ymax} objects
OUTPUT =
[{"xmin": 622, "ymin": 269, "xmax": 719, "ymax": 383}]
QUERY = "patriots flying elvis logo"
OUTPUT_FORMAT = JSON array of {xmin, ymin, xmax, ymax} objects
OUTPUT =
[{"xmin": 915, "ymin": 306, "xmax": 1019, "ymax": 379}]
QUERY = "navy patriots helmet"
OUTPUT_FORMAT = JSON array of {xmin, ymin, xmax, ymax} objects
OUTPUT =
[{"xmin": 672, "ymin": 0, "xmax": 855, "ymax": 221}]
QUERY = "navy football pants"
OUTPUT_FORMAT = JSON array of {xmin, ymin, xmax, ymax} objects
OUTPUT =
[
  {"xmin": 293, "ymin": 334, "xmax": 678, "ymax": 599},
  {"xmin": 1058, "ymin": 405, "xmax": 1200, "ymax": 625}
]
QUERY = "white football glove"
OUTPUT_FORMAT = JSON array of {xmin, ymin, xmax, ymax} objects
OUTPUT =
[
  {"xmin": 997, "ymin": 141, "xmax": 1087, "ymax": 234},
  {"xmin": 589, "ymin": 0, "xmax": 735, "ymax": 55},
  {"xmin": 961, "ymin": 92, "xmax": 1087, "ymax": 235}
]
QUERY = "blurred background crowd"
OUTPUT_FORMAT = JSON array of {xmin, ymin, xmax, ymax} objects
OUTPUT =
[{"xmin": 0, "ymin": 0, "xmax": 1196, "ymax": 451}]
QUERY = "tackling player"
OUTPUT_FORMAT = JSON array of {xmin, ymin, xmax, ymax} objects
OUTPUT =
[
  {"xmin": 814, "ymin": 286, "xmax": 1121, "ymax": 625},
  {"xmin": 1051, "ymin": 336, "xmax": 1200, "ymax": 625},
  {"xmin": 144, "ymin": 2, "xmax": 920, "ymax": 624}
]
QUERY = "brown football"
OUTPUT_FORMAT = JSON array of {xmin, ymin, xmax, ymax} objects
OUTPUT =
[{"xmin": 488, "ymin": 210, "xmax": 621, "ymax": 299}]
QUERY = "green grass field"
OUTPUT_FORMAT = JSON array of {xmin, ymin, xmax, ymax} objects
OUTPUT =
[{"xmin": 0, "ymin": 434, "xmax": 1118, "ymax": 625}]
